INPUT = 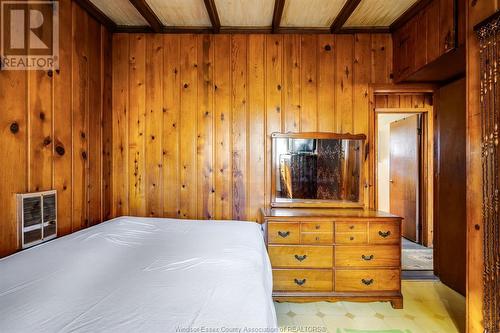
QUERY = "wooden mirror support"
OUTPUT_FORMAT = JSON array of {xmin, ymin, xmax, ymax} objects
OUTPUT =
[
  {"xmin": 475, "ymin": 12, "xmax": 500, "ymax": 333},
  {"xmin": 270, "ymin": 132, "xmax": 367, "ymax": 209}
]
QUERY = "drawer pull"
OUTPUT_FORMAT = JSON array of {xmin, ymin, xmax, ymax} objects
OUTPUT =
[
  {"xmin": 361, "ymin": 254, "xmax": 374, "ymax": 261},
  {"xmin": 315, "ymin": 225, "xmax": 321, "ymax": 230},
  {"xmin": 294, "ymin": 278, "xmax": 307, "ymax": 286},
  {"xmin": 278, "ymin": 231, "xmax": 290, "ymax": 238},
  {"xmin": 378, "ymin": 230, "xmax": 391, "ymax": 238},
  {"xmin": 349, "ymin": 225, "xmax": 355, "ymax": 230},
  {"xmin": 350, "ymin": 236, "xmax": 355, "ymax": 241},
  {"xmin": 361, "ymin": 278, "xmax": 374, "ymax": 286},
  {"xmin": 294, "ymin": 254, "xmax": 307, "ymax": 262}
]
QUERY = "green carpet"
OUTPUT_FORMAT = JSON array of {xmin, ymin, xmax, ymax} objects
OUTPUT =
[{"xmin": 336, "ymin": 329, "xmax": 412, "ymax": 333}]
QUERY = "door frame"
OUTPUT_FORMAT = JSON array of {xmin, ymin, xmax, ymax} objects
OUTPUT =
[{"xmin": 369, "ymin": 84, "xmax": 436, "ymax": 248}]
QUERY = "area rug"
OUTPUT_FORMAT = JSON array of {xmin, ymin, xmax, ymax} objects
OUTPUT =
[{"xmin": 402, "ymin": 248, "xmax": 433, "ymax": 270}]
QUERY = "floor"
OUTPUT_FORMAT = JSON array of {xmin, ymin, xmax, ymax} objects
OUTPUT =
[
  {"xmin": 275, "ymin": 281, "xmax": 465, "ymax": 333},
  {"xmin": 402, "ymin": 238, "xmax": 433, "ymax": 271}
]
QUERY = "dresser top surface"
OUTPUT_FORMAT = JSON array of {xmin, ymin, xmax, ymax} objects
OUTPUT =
[{"xmin": 260, "ymin": 208, "xmax": 401, "ymax": 219}]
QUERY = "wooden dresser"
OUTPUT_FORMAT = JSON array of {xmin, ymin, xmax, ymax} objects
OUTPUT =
[{"xmin": 261, "ymin": 208, "xmax": 403, "ymax": 308}]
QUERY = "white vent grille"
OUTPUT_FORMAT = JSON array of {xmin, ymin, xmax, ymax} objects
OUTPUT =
[{"xmin": 17, "ymin": 190, "xmax": 57, "ymax": 249}]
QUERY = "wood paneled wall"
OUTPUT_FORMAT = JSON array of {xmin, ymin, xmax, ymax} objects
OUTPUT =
[
  {"xmin": 111, "ymin": 33, "xmax": 393, "ymax": 222},
  {"xmin": 0, "ymin": 0, "xmax": 112, "ymax": 257}
]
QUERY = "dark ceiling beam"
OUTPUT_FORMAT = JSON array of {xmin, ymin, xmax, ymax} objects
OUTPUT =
[
  {"xmin": 73, "ymin": 0, "xmax": 117, "ymax": 31},
  {"xmin": 203, "ymin": 0, "xmax": 221, "ymax": 33},
  {"xmin": 272, "ymin": 0, "xmax": 286, "ymax": 33},
  {"xmin": 129, "ymin": 0, "xmax": 163, "ymax": 33},
  {"xmin": 330, "ymin": 0, "xmax": 362, "ymax": 33},
  {"xmin": 390, "ymin": 0, "xmax": 433, "ymax": 31}
]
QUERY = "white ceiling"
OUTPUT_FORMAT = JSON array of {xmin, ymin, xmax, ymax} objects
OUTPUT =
[
  {"xmin": 89, "ymin": 0, "xmax": 420, "ymax": 30},
  {"xmin": 89, "ymin": 0, "xmax": 148, "ymax": 26}
]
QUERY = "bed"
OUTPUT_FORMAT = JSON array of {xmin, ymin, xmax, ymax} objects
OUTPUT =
[{"xmin": 0, "ymin": 217, "xmax": 277, "ymax": 332}]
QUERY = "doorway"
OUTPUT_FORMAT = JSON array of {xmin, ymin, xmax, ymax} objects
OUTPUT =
[{"xmin": 377, "ymin": 112, "xmax": 433, "ymax": 273}]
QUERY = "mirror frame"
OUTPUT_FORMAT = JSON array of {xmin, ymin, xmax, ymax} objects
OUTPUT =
[{"xmin": 270, "ymin": 132, "xmax": 367, "ymax": 208}]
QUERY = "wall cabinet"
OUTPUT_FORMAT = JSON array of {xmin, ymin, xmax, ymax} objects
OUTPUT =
[{"xmin": 393, "ymin": 0, "xmax": 464, "ymax": 82}]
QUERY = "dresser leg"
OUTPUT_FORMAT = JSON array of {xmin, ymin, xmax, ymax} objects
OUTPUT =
[{"xmin": 390, "ymin": 298, "xmax": 404, "ymax": 309}]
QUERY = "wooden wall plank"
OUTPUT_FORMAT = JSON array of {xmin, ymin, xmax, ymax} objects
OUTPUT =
[
  {"xmin": 283, "ymin": 35, "xmax": 301, "ymax": 133},
  {"xmin": 28, "ymin": 63, "xmax": 53, "ymax": 193},
  {"xmin": 72, "ymin": 4, "xmax": 89, "ymax": 231},
  {"xmin": 102, "ymin": 27, "xmax": 113, "ymax": 221},
  {"xmin": 54, "ymin": 0, "xmax": 73, "ymax": 236},
  {"xmin": 317, "ymin": 35, "xmax": 335, "ymax": 132},
  {"xmin": 300, "ymin": 35, "xmax": 318, "ymax": 132},
  {"xmin": 163, "ymin": 35, "xmax": 181, "ymax": 218},
  {"xmin": 335, "ymin": 34, "xmax": 354, "ymax": 133},
  {"xmin": 265, "ymin": 35, "xmax": 283, "ymax": 211},
  {"xmin": 371, "ymin": 34, "xmax": 393, "ymax": 84},
  {"xmin": 128, "ymin": 34, "xmax": 147, "ymax": 217},
  {"xmin": 197, "ymin": 35, "xmax": 215, "ymax": 219},
  {"xmin": 231, "ymin": 35, "xmax": 248, "ymax": 221},
  {"xmin": 0, "ymin": 70, "xmax": 27, "ymax": 257},
  {"xmin": 88, "ymin": 17, "xmax": 102, "ymax": 226},
  {"xmin": 145, "ymin": 34, "xmax": 164, "ymax": 217},
  {"xmin": 213, "ymin": 35, "xmax": 232, "ymax": 220},
  {"xmin": 179, "ymin": 35, "xmax": 198, "ymax": 219},
  {"xmin": 354, "ymin": 34, "xmax": 371, "ymax": 207},
  {"xmin": 112, "ymin": 33, "xmax": 130, "ymax": 217},
  {"xmin": 247, "ymin": 34, "xmax": 265, "ymax": 222}
]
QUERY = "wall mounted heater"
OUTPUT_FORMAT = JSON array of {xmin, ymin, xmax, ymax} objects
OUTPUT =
[{"xmin": 17, "ymin": 190, "xmax": 57, "ymax": 249}]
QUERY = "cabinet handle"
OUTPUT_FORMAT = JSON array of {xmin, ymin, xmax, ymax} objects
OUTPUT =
[
  {"xmin": 361, "ymin": 254, "xmax": 374, "ymax": 261},
  {"xmin": 278, "ymin": 231, "xmax": 290, "ymax": 238},
  {"xmin": 315, "ymin": 236, "xmax": 320, "ymax": 241},
  {"xmin": 378, "ymin": 230, "xmax": 391, "ymax": 238},
  {"xmin": 315, "ymin": 224, "xmax": 321, "ymax": 230},
  {"xmin": 349, "ymin": 225, "xmax": 355, "ymax": 230},
  {"xmin": 361, "ymin": 278, "xmax": 374, "ymax": 286},
  {"xmin": 294, "ymin": 254, "xmax": 307, "ymax": 262},
  {"xmin": 350, "ymin": 236, "xmax": 355, "ymax": 241},
  {"xmin": 294, "ymin": 278, "xmax": 307, "ymax": 286}
]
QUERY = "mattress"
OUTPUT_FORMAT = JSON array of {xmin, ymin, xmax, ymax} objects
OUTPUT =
[{"xmin": 0, "ymin": 217, "xmax": 277, "ymax": 332}]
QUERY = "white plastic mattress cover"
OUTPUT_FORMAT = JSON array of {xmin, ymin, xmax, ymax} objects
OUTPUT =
[{"xmin": 0, "ymin": 217, "xmax": 277, "ymax": 332}]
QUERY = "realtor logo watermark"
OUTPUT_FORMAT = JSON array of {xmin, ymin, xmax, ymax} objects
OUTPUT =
[{"xmin": 1, "ymin": 1, "xmax": 59, "ymax": 70}]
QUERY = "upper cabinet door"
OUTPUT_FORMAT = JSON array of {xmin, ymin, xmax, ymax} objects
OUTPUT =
[
  {"xmin": 439, "ymin": 0, "xmax": 456, "ymax": 54},
  {"xmin": 426, "ymin": 0, "xmax": 440, "ymax": 63}
]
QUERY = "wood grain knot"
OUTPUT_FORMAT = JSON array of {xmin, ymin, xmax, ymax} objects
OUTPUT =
[
  {"xmin": 56, "ymin": 145, "xmax": 65, "ymax": 156},
  {"xmin": 10, "ymin": 122, "xmax": 19, "ymax": 134},
  {"xmin": 43, "ymin": 136, "xmax": 52, "ymax": 146}
]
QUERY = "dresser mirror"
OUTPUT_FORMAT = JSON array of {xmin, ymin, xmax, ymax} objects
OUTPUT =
[{"xmin": 271, "ymin": 133, "xmax": 366, "ymax": 208}]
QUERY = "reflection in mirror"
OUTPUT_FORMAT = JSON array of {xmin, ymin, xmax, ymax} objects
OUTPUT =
[{"xmin": 274, "ymin": 137, "xmax": 363, "ymax": 204}]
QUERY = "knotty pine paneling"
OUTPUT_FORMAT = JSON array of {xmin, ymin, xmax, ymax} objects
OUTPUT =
[
  {"xmin": 111, "ymin": 33, "xmax": 393, "ymax": 222},
  {"xmin": 0, "ymin": 0, "xmax": 111, "ymax": 257}
]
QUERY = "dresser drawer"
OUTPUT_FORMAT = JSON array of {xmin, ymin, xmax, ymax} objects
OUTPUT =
[
  {"xmin": 335, "ymin": 245, "xmax": 400, "ymax": 267},
  {"xmin": 273, "ymin": 269, "xmax": 333, "ymax": 291},
  {"xmin": 336, "ymin": 222, "xmax": 368, "ymax": 233},
  {"xmin": 301, "ymin": 222, "xmax": 333, "ymax": 233},
  {"xmin": 268, "ymin": 223, "xmax": 300, "ymax": 244},
  {"xmin": 301, "ymin": 232, "xmax": 333, "ymax": 244},
  {"xmin": 335, "ymin": 269, "xmax": 400, "ymax": 292},
  {"xmin": 268, "ymin": 245, "xmax": 333, "ymax": 268},
  {"xmin": 369, "ymin": 222, "xmax": 400, "ymax": 244},
  {"xmin": 336, "ymin": 232, "xmax": 367, "ymax": 244}
]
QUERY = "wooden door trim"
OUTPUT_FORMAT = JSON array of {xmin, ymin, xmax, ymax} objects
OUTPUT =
[{"xmin": 369, "ymin": 85, "xmax": 435, "ymax": 248}]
